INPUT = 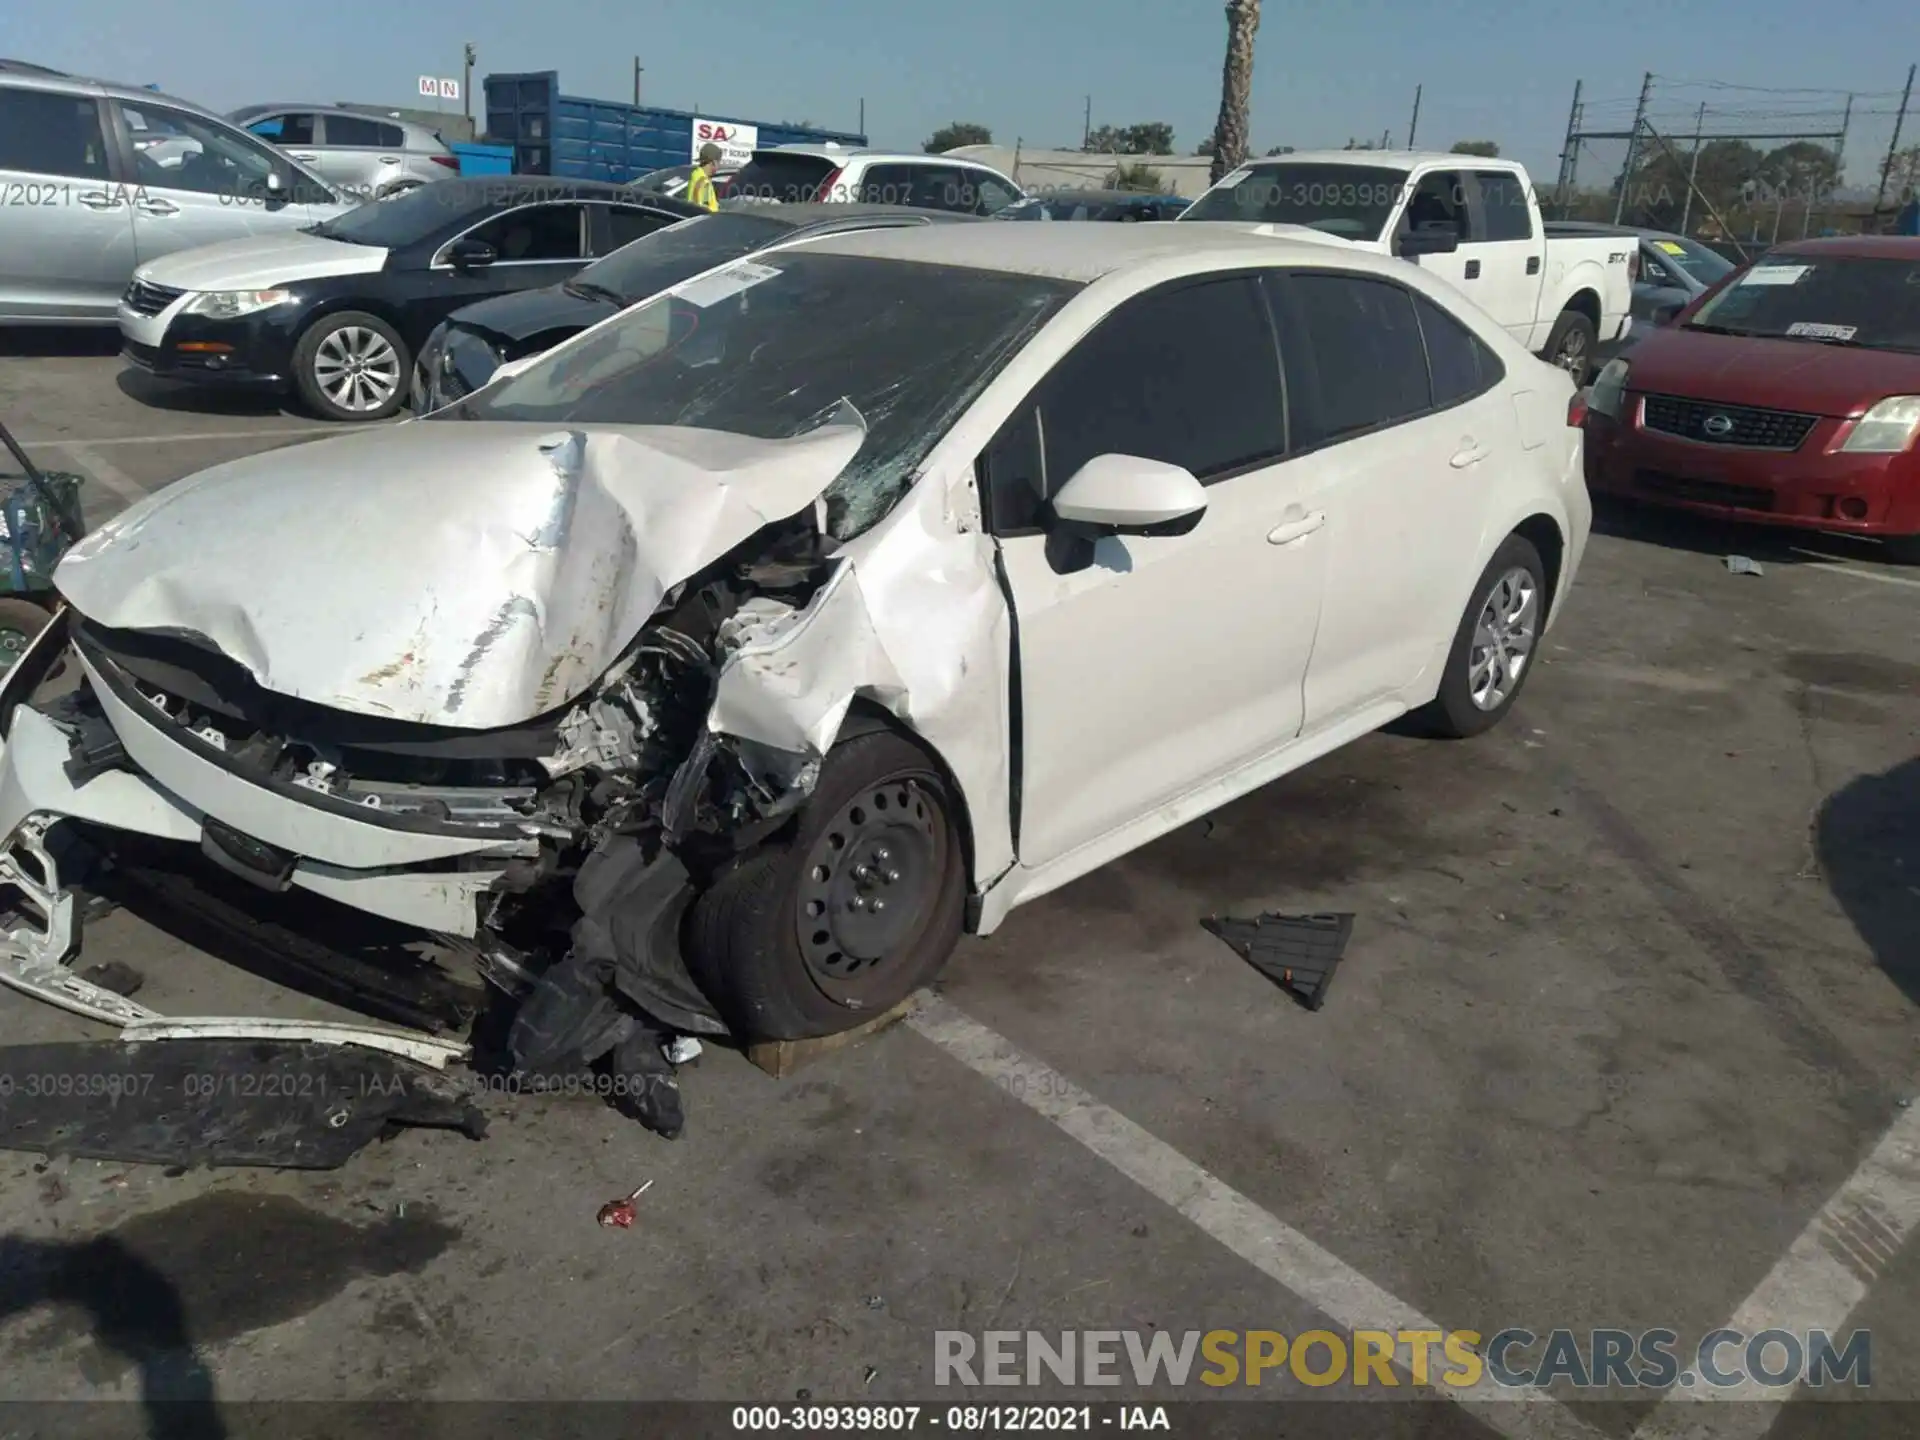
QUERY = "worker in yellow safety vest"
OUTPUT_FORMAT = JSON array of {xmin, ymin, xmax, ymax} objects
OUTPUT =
[{"xmin": 687, "ymin": 143, "xmax": 723, "ymax": 211}]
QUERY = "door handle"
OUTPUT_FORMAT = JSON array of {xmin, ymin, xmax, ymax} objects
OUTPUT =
[
  {"xmin": 1463, "ymin": 258, "xmax": 1481, "ymax": 279},
  {"xmin": 1450, "ymin": 440, "xmax": 1490, "ymax": 469},
  {"xmin": 76, "ymin": 190, "xmax": 123, "ymax": 210},
  {"xmin": 1267, "ymin": 511, "xmax": 1326, "ymax": 546},
  {"xmin": 378, "ymin": 155, "xmax": 402, "ymax": 164},
  {"xmin": 290, "ymin": 152, "xmax": 320, "ymax": 162},
  {"xmin": 135, "ymin": 197, "xmax": 180, "ymax": 216},
  {"xmin": 1526, "ymin": 255, "xmax": 1542, "ymax": 275}
]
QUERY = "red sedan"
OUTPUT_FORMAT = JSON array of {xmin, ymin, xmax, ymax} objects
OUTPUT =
[{"xmin": 1582, "ymin": 235, "xmax": 1920, "ymax": 560}]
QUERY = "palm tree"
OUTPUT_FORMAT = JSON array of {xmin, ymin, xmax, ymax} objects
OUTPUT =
[{"xmin": 1208, "ymin": 0, "xmax": 1262, "ymax": 185}]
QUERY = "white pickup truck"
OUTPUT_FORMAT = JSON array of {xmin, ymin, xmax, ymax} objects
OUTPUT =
[{"xmin": 1180, "ymin": 151, "xmax": 1635, "ymax": 385}]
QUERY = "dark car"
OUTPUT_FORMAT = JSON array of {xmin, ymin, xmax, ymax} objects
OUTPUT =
[
  {"xmin": 1545, "ymin": 221, "xmax": 1736, "ymax": 323},
  {"xmin": 1582, "ymin": 235, "xmax": 1920, "ymax": 559},
  {"xmin": 995, "ymin": 189, "xmax": 1189, "ymax": 222},
  {"xmin": 413, "ymin": 202, "xmax": 981, "ymax": 412},
  {"xmin": 117, "ymin": 177, "xmax": 704, "ymax": 420}
]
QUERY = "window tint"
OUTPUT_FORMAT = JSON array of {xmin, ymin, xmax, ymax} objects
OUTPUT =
[
  {"xmin": 1471, "ymin": 170, "xmax": 1533, "ymax": 242},
  {"xmin": 1399, "ymin": 170, "xmax": 1473, "ymax": 241},
  {"xmin": 116, "ymin": 102, "xmax": 278, "ymax": 198},
  {"xmin": 0, "ymin": 86, "xmax": 110, "ymax": 180},
  {"xmin": 969, "ymin": 172, "xmax": 1021, "ymax": 215},
  {"xmin": 1284, "ymin": 274, "xmax": 1431, "ymax": 443},
  {"xmin": 247, "ymin": 112, "xmax": 316, "ymax": 145},
  {"xmin": 1415, "ymin": 293, "xmax": 1502, "ymax": 407},
  {"xmin": 990, "ymin": 276, "xmax": 1284, "ymax": 531},
  {"xmin": 327, "ymin": 115, "xmax": 404, "ymax": 148},
  {"xmin": 602, "ymin": 205, "xmax": 675, "ymax": 250},
  {"xmin": 858, "ymin": 164, "xmax": 921, "ymax": 207},
  {"xmin": 728, "ymin": 151, "xmax": 835, "ymax": 203},
  {"xmin": 468, "ymin": 203, "xmax": 585, "ymax": 261}
]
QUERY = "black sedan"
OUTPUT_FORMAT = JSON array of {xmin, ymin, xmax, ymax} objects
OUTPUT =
[
  {"xmin": 413, "ymin": 203, "xmax": 979, "ymax": 413},
  {"xmin": 117, "ymin": 178, "xmax": 705, "ymax": 421}
]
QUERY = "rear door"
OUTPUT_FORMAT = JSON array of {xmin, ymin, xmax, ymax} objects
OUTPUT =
[
  {"xmin": 1268, "ymin": 271, "xmax": 1503, "ymax": 727},
  {"xmin": 109, "ymin": 98, "xmax": 324, "ymax": 265},
  {"xmin": 1464, "ymin": 169, "xmax": 1547, "ymax": 341},
  {"xmin": 590, "ymin": 202, "xmax": 685, "ymax": 257},
  {"xmin": 0, "ymin": 84, "xmax": 133, "ymax": 321},
  {"xmin": 320, "ymin": 113, "xmax": 408, "ymax": 194}
]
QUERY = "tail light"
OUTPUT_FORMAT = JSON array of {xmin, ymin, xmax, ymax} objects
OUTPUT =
[
  {"xmin": 812, "ymin": 166, "xmax": 843, "ymax": 202},
  {"xmin": 1567, "ymin": 391, "xmax": 1589, "ymax": 428},
  {"xmin": 431, "ymin": 154, "xmax": 460, "ymax": 170}
]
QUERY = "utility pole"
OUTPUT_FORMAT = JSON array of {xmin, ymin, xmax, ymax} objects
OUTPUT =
[
  {"xmin": 1381, "ymin": 128, "xmax": 1391, "ymax": 150},
  {"xmin": 1679, "ymin": 101, "xmax": 1705, "ymax": 233},
  {"xmin": 1083, "ymin": 96, "xmax": 1092, "ymax": 149},
  {"xmin": 858, "ymin": 97, "xmax": 865, "ymax": 137},
  {"xmin": 1554, "ymin": 79, "xmax": 1582, "ymax": 214},
  {"xmin": 1407, "ymin": 84, "xmax": 1422, "ymax": 150},
  {"xmin": 1614, "ymin": 69, "xmax": 1653, "ymax": 224},
  {"xmin": 1873, "ymin": 62, "xmax": 1916, "ymax": 228},
  {"xmin": 462, "ymin": 43, "xmax": 476, "ymax": 123},
  {"xmin": 633, "ymin": 57, "xmax": 643, "ymax": 107}
]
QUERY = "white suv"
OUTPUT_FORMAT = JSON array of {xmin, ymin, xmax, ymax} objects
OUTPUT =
[{"xmin": 726, "ymin": 144, "xmax": 1024, "ymax": 216}]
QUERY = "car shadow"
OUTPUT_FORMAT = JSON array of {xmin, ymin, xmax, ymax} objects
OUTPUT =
[
  {"xmin": 1589, "ymin": 494, "xmax": 1915, "ymax": 571},
  {"xmin": 1816, "ymin": 756, "xmax": 1920, "ymax": 1009},
  {"xmin": 0, "ymin": 329, "xmax": 123, "ymax": 359},
  {"xmin": 0, "ymin": 1232, "xmax": 225, "ymax": 1440},
  {"xmin": 112, "ymin": 369, "xmax": 292, "ymax": 419}
]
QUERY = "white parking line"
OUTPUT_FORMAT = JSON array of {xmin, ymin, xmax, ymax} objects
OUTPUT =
[
  {"xmin": 20, "ymin": 424, "xmax": 379, "ymax": 449},
  {"xmin": 60, "ymin": 444, "xmax": 150, "ymax": 506},
  {"xmin": 1789, "ymin": 558, "xmax": 1920, "ymax": 591},
  {"xmin": 1631, "ymin": 1101, "xmax": 1920, "ymax": 1440},
  {"xmin": 908, "ymin": 995, "xmax": 1605, "ymax": 1440}
]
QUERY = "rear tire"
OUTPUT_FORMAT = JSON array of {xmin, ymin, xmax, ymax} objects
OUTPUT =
[
  {"xmin": 684, "ymin": 729, "xmax": 966, "ymax": 1042},
  {"xmin": 293, "ymin": 311, "xmax": 409, "ymax": 422},
  {"xmin": 1418, "ymin": 534, "xmax": 1548, "ymax": 739},
  {"xmin": 1543, "ymin": 310, "xmax": 1599, "ymax": 388}
]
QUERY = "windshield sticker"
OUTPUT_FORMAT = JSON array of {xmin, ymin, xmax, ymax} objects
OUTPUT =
[
  {"xmin": 1785, "ymin": 321, "xmax": 1857, "ymax": 341},
  {"xmin": 1656, "ymin": 240, "xmax": 1687, "ymax": 255},
  {"xmin": 1739, "ymin": 264, "xmax": 1811, "ymax": 286},
  {"xmin": 673, "ymin": 260, "xmax": 782, "ymax": 309}
]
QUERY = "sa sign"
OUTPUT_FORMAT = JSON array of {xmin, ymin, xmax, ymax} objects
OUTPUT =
[{"xmin": 691, "ymin": 118, "xmax": 758, "ymax": 169}]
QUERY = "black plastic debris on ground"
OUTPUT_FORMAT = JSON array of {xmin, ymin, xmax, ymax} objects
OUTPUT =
[
  {"xmin": 1201, "ymin": 912, "xmax": 1355, "ymax": 1011},
  {"xmin": 0, "ymin": 1039, "xmax": 487, "ymax": 1170}
]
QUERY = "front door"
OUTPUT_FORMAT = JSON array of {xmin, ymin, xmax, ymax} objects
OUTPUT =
[
  {"xmin": 110, "ymin": 99, "xmax": 330, "ymax": 268},
  {"xmin": 0, "ymin": 85, "xmax": 133, "ymax": 321},
  {"xmin": 403, "ymin": 201, "xmax": 592, "ymax": 349},
  {"xmin": 1268, "ymin": 271, "xmax": 1506, "ymax": 726},
  {"xmin": 987, "ymin": 273, "xmax": 1330, "ymax": 870}
]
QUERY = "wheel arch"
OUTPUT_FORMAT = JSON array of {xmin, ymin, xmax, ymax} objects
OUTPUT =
[{"xmin": 833, "ymin": 698, "xmax": 983, "ymax": 903}]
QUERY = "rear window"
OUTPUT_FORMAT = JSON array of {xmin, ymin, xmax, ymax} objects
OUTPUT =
[
  {"xmin": 577, "ymin": 210, "xmax": 793, "ymax": 302},
  {"xmin": 1687, "ymin": 255, "xmax": 1920, "ymax": 353},
  {"xmin": 729, "ymin": 152, "xmax": 838, "ymax": 204}
]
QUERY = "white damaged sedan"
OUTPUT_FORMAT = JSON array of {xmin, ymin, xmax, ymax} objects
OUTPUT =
[{"xmin": 0, "ymin": 225, "xmax": 1588, "ymax": 1115}]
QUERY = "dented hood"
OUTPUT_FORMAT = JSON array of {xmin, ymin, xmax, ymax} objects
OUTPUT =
[{"xmin": 54, "ymin": 417, "xmax": 865, "ymax": 729}]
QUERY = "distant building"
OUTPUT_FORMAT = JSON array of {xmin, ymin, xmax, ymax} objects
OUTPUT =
[{"xmin": 944, "ymin": 144, "xmax": 1217, "ymax": 199}]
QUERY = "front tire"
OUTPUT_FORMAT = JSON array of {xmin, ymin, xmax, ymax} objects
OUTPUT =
[
  {"xmin": 1543, "ymin": 310, "xmax": 1598, "ymax": 387},
  {"xmin": 293, "ymin": 311, "xmax": 409, "ymax": 422},
  {"xmin": 685, "ymin": 729, "xmax": 966, "ymax": 1042},
  {"xmin": 1419, "ymin": 534, "xmax": 1547, "ymax": 739}
]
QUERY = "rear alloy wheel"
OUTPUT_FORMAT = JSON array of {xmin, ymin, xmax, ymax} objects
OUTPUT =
[
  {"xmin": 1544, "ymin": 310, "xmax": 1598, "ymax": 388},
  {"xmin": 293, "ymin": 311, "xmax": 409, "ymax": 421},
  {"xmin": 1419, "ymin": 534, "xmax": 1548, "ymax": 739},
  {"xmin": 685, "ymin": 729, "xmax": 966, "ymax": 1041}
]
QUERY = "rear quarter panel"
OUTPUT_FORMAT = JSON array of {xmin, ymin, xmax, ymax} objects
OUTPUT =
[{"xmin": 1539, "ymin": 237, "xmax": 1634, "ymax": 347}]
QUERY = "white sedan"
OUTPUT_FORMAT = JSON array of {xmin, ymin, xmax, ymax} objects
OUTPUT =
[{"xmin": 0, "ymin": 224, "xmax": 1588, "ymax": 1071}]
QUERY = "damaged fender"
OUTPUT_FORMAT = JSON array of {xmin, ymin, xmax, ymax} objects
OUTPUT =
[{"xmin": 52, "ymin": 414, "xmax": 868, "ymax": 730}]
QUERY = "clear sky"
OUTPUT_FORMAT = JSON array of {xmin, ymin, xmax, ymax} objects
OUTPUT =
[{"xmin": 11, "ymin": 0, "xmax": 1914, "ymax": 186}]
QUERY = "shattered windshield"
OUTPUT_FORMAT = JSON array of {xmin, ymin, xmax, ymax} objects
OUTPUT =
[
  {"xmin": 1179, "ymin": 162, "xmax": 1412, "ymax": 239},
  {"xmin": 445, "ymin": 252, "xmax": 1080, "ymax": 537}
]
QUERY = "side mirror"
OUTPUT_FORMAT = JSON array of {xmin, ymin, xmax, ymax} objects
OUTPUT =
[
  {"xmin": 1049, "ymin": 454, "xmax": 1208, "ymax": 538},
  {"xmin": 1652, "ymin": 300, "xmax": 1684, "ymax": 326},
  {"xmin": 1396, "ymin": 223, "xmax": 1459, "ymax": 257},
  {"xmin": 447, "ymin": 238, "xmax": 497, "ymax": 272}
]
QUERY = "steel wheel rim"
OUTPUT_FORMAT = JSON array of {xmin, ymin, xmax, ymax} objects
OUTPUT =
[
  {"xmin": 314, "ymin": 326, "xmax": 400, "ymax": 412},
  {"xmin": 1467, "ymin": 566, "xmax": 1538, "ymax": 711},
  {"xmin": 795, "ymin": 775, "xmax": 946, "ymax": 1006}
]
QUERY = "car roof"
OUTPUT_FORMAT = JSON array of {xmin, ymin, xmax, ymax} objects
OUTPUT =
[
  {"xmin": 433, "ymin": 176, "xmax": 638, "ymax": 201},
  {"xmin": 1763, "ymin": 234, "xmax": 1920, "ymax": 261},
  {"xmin": 756, "ymin": 143, "xmax": 997, "ymax": 166},
  {"xmin": 1227, "ymin": 149, "xmax": 1516, "ymax": 171},
  {"xmin": 233, "ymin": 103, "xmax": 442, "ymax": 130},
  {"xmin": 736, "ymin": 201, "xmax": 981, "ymax": 228},
  {"xmin": 0, "ymin": 63, "xmax": 218, "ymax": 114},
  {"xmin": 793, "ymin": 220, "xmax": 1375, "ymax": 282}
]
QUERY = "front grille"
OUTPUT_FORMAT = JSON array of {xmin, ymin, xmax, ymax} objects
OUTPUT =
[
  {"xmin": 123, "ymin": 279, "xmax": 184, "ymax": 317},
  {"xmin": 1641, "ymin": 394, "xmax": 1818, "ymax": 451},
  {"xmin": 1636, "ymin": 469, "xmax": 1776, "ymax": 513}
]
